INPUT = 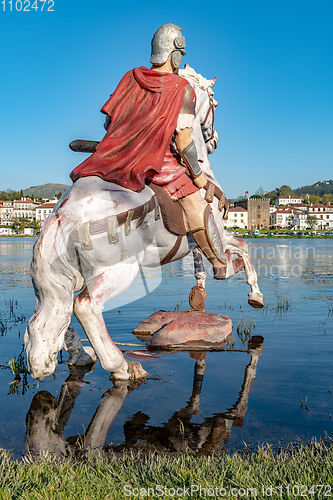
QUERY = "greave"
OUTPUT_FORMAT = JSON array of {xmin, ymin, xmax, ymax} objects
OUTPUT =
[{"xmin": 190, "ymin": 205, "xmax": 227, "ymax": 265}]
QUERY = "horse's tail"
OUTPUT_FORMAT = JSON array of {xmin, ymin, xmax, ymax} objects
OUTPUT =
[{"xmin": 24, "ymin": 213, "xmax": 80, "ymax": 379}]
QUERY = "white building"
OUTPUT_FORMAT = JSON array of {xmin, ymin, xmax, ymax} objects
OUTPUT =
[
  {"xmin": 35, "ymin": 202, "xmax": 57, "ymax": 222},
  {"xmin": 0, "ymin": 227, "xmax": 12, "ymax": 235},
  {"xmin": 0, "ymin": 201, "xmax": 13, "ymax": 225},
  {"xmin": 270, "ymin": 208, "xmax": 294, "ymax": 228},
  {"xmin": 292, "ymin": 211, "xmax": 308, "ymax": 230},
  {"xmin": 270, "ymin": 207, "xmax": 306, "ymax": 229},
  {"xmin": 307, "ymin": 203, "xmax": 333, "ymax": 229},
  {"xmin": 289, "ymin": 203, "xmax": 308, "ymax": 212},
  {"xmin": 13, "ymin": 198, "xmax": 41, "ymax": 221},
  {"xmin": 275, "ymin": 195, "xmax": 302, "ymax": 207},
  {"xmin": 226, "ymin": 207, "xmax": 248, "ymax": 229}
]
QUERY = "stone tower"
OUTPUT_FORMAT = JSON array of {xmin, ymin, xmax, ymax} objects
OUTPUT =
[{"xmin": 234, "ymin": 198, "xmax": 270, "ymax": 230}]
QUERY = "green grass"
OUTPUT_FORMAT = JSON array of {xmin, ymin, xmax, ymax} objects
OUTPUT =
[
  {"xmin": 237, "ymin": 317, "xmax": 255, "ymax": 345},
  {"xmin": 7, "ymin": 350, "xmax": 30, "ymax": 396},
  {"xmin": 275, "ymin": 296, "xmax": 291, "ymax": 312},
  {"xmin": 1, "ymin": 442, "xmax": 333, "ymax": 499}
]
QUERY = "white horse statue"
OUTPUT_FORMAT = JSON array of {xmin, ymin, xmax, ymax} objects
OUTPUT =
[{"xmin": 24, "ymin": 65, "xmax": 264, "ymax": 381}]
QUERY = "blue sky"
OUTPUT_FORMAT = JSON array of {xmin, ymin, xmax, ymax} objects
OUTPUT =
[{"xmin": 0, "ymin": 0, "xmax": 332, "ymax": 198}]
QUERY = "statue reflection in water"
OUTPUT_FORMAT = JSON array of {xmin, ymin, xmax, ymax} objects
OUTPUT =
[{"xmin": 25, "ymin": 336, "xmax": 263, "ymax": 459}]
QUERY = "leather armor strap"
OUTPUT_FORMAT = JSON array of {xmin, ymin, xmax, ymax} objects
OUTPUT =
[
  {"xmin": 160, "ymin": 235, "xmax": 183, "ymax": 265},
  {"xmin": 70, "ymin": 196, "xmax": 156, "ymax": 242}
]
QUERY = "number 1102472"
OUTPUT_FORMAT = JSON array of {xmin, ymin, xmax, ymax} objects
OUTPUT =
[{"xmin": 1, "ymin": 0, "xmax": 54, "ymax": 11}]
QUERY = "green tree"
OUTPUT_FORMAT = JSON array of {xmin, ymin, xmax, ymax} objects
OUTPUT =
[
  {"xmin": 255, "ymin": 186, "xmax": 266, "ymax": 197},
  {"xmin": 250, "ymin": 186, "xmax": 267, "ymax": 199},
  {"xmin": 306, "ymin": 215, "xmax": 317, "ymax": 229},
  {"xmin": 322, "ymin": 194, "xmax": 333, "ymax": 203},
  {"xmin": 278, "ymin": 185, "xmax": 296, "ymax": 197},
  {"xmin": 309, "ymin": 195, "xmax": 321, "ymax": 205}
]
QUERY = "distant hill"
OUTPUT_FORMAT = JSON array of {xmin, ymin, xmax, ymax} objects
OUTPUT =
[
  {"xmin": 23, "ymin": 183, "xmax": 70, "ymax": 199},
  {"xmin": 294, "ymin": 180, "xmax": 333, "ymax": 197},
  {"xmin": 265, "ymin": 180, "xmax": 333, "ymax": 201}
]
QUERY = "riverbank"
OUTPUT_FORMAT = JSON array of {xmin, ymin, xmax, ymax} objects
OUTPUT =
[
  {"xmin": 232, "ymin": 230, "xmax": 333, "ymax": 239},
  {"xmin": 0, "ymin": 231, "xmax": 332, "ymax": 239},
  {"xmin": 1, "ymin": 442, "xmax": 332, "ymax": 499}
]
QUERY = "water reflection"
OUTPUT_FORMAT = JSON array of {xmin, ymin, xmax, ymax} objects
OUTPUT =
[
  {"xmin": 24, "ymin": 336, "xmax": 263, "ymax": 458},
  {"xmin": 248, "ymin": 240, "xmax": 333, "ymax": 280},
  {"xmin": 1, "ymin": 237, "xmax": 333, "ymax": 456}
]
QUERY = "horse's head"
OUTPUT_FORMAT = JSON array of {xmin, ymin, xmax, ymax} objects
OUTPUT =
[{"xmin": 179, "ymin": 64, "xmax": 219, "ymax": 155}]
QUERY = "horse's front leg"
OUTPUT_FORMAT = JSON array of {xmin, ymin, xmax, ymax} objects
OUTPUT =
[
  {"xmin": 189, "ymin": 248, "xmax": 207, "ymax": 310},
  {"xmin": 73, "ymin": 260, "xmax": 147, "ymax": 380},
  {"xmin": 193, "ymin": 248, "xmax": 207, "ymax": 288},
  {"xmin": 222, "ymin": 231, "xmax": 264, "ymax": 309}
]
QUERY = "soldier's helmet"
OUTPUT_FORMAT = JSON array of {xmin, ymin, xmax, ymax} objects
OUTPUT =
[{"xmin": 150, "ymin": 23, "xmax": 186, "ymax": 68}]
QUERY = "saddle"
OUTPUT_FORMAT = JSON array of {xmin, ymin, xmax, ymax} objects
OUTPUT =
[
  {"xmin": 147, "ymin": 183, "xmax": 187, "ymax": 236},
  {"xmin": 146, "ymin": 180, "xmax": 229, "ymax": 234}
]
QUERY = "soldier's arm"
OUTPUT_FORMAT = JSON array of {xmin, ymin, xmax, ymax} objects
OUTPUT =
[
  {"xmin": 174, "ymin": 84, "xmax": 207, "ymax": 189},
  {"xmin": 104, "ymin": 115, "xmax": 111, "ymax": 130}
]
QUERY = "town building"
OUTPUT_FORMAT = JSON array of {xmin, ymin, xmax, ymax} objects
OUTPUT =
[
  {"xmin": 270, "ymin": 207, "xmax": 307, "ymax": 230},
  {"xmin": 275, "ymin": 195, "xmax": 302, "ymax": 206},
  {"xmin": 293, "ymin": 211, "xmax": 308, "ymax": 230},
  {"xmin": 234, "ymin": 198, "xmax": 270, "ymax": 230},
  {"xmin": 12, "ymin": 198, "xmax": 41, "ymax": 222},
  {"xmin": 0, "ymin": 227, "xmax": 12, "ymax": 235},
  {"xmin": 289, "ymin": 203, "xmax": 308, "ymax": 213},
  {"xmin": 0, "ymin": 201, "xmax": 13, "ymax": 225},
  {"xmin": 35, "ymin": 202, "xmax": 57, "ymax": 222},
  {"xmin": 307, "ymin": 203, "xmax": 333, "ymax": 229},
  {"xmin": 226, "ymin": 207, "xmax": 248, "ymax": 229},
  {"xmin": 270, "ymin": 208, "xmax": 294, "ymax": 229}
]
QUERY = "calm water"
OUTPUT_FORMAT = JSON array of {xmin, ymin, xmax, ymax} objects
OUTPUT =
[{"xmin": 0, "ymin": 237, "xmax": 332, "ymax": 457}]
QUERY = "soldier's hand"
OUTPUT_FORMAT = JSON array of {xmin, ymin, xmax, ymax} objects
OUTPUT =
[{"xmin": 194, "ymin": 173, "xmax": 207, "ymax": 189}]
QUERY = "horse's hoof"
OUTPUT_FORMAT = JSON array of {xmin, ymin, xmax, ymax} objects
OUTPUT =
[
  {"xmin": 126, "ymin": 360, "xmax": 148, "ymax": 380},
  {"xmin": 248, "ymin": 292, "xmax": 265, "ymax": 309},
  {"xmin": 68, "ymin": 346, "xmax": 97, "ymax": 366},
  {"xmin": 213, "ymin": 265, "xmax": 227, "ymax": 280},
  {"xmin": 109, "ymin": 360, "xmax": 148, "ymax": 382},
  {"xmin": 189, "ymin": 284, "xmax": 207, "ymax": 310}
]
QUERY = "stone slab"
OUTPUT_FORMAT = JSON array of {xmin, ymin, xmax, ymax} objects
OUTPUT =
[{"xmin": 133, "ymin": 310, "xmax": 232, "ymax": 350}]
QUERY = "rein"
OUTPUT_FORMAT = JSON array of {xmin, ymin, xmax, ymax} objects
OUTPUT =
[{"xmin": 201, "ymin": 90, "xmax": 216, "ymax": 146}]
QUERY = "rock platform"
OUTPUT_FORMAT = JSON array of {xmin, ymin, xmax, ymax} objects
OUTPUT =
[{"xmin": 132, "ymin": 310, "xmax": 232, "ymax": 350}]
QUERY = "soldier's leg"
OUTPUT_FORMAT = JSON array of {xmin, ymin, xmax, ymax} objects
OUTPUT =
[{"xmin": 178, "ymin": 191, "xmax": 227, "ymax": 279}]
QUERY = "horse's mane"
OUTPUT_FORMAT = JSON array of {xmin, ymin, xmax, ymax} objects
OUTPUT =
[{"xmin": 179, "ymin": 63, "xmax": 215, "ymax": 91}]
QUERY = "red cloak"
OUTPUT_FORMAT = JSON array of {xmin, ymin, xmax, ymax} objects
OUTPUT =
[{"xmin": 70, "ymin": 67, "xmax": 188, "ymax": 191}]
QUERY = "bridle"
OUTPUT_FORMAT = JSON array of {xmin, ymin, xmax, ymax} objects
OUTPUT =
[{"xmin": 201, "ymin": 89, "xmax": 217, "ymax": 149}]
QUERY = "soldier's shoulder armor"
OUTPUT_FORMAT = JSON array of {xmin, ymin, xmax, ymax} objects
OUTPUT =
[{"xmin": 180, "ymin": 84, "xmax": 196, "ymax": 115}]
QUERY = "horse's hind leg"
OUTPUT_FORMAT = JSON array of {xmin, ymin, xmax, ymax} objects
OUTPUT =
[{"xmin": 73, "ymin": 262, "xmax": 147, "ymax": 380}]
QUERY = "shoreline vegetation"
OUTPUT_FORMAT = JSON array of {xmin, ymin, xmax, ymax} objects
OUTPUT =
[
  {"xmin": 1, "ymin": 442, "xmax": 333, "ymax": 499},
  {"xmin": 0, "ymin": 231, "xmax": 332, "ymax": 240}
]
